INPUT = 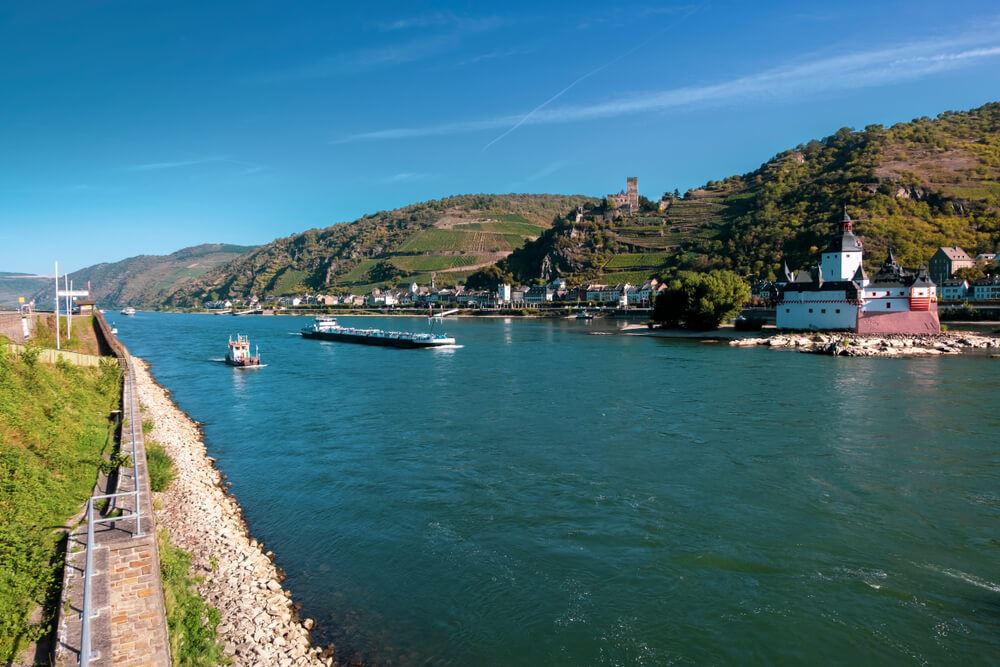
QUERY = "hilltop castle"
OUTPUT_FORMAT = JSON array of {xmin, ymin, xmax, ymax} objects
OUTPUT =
[
  {"xmin": 607, "ymin": 176, "xmax": 639, "ymax": 215},
  {"xmin": 777, "ymin": 210, "xmax": 940, "ymax": 333}
]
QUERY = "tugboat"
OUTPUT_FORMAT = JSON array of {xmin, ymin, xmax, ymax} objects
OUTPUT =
[
  {"xmin": 225, "ymin": 334, "xmax": 263, "ymax": 367},
  {"xmin": 301, "ymin": 316, "xmax": 456, "ymax": 349},
  {"xmin": 120, "ymin": 307, "xmax": 136, "ymax": 316}
]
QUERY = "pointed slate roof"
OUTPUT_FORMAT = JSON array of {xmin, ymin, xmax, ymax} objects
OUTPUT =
[{"xmin": 852, "ymin": 264, "xmax": 868, "ymax": 283}]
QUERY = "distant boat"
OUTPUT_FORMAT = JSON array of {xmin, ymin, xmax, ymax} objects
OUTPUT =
[
  {"xmin": 110, "ymin": 322, "xmax": 118, "ymax": 335},
  {"xmin": 576, "ymin": 310, "xmax": 594, "ymax": 320},
  {"xmin": 121, "ymin": 307, "xmax": 136, "ymax": 316},
  {"xmin": 302, "ymin": 316, "xmax": 456, "ymax": 349},
  {"xmin": 226, "ymin": 334, "xmax": 263, "ymax": 367}
]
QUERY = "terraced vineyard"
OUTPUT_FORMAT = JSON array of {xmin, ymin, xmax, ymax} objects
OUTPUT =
[
  {"xmin": 604, "ymin": 252, "xmax": 672, "ymax": 269},
  {"xmin": 389, "ymin": 255, "xmax": 484, "ymax": 272},
  {"xmin": 451, "ymin": 221, "xmax": 547, "ymax": 236},
  {"xmin": 398, "ymin": 229, "xmax": 526, "ymax": 254}
]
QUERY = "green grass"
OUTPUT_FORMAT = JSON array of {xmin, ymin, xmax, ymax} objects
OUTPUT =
[
  {"xmin": 604, "ymin": 252, "xmax": 672, "ymax": 269},
  {"xmin": 0, "ymin": 347, "xmax": 120, "ymax": 662},
  {"xmin": 146, "ymin": 442, "xmax": 175, "ymax": 493},
  {"xmin": 30, "ymin": 314, "xmax": 102, "ymax": 355},
  {"xmin": 158, "ymin": 530, "xmax": 227, "ymax": 666},
  {"xmin": 388, "ymin": 255, "xmax": 485, "ymax": 272}
]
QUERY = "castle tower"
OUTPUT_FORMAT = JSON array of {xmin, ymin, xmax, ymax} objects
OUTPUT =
[
  {"xmin": 626, "ymin": 176, "xmax": 638, "ymax": 213},
  {"xmin": 820, "ymin": 208, "xmax": 863, "ymax": 281}
]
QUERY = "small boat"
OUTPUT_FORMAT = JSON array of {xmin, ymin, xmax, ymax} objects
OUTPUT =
[
  {"xmin": 301, "ymin": 316, "xmax": 456, "ymax": 349},
  {"xmin": 121, "ymin": 307, "xmax": 136, "ymax": 316},
  {"xmin": 110, "ymin": 322, "xmax": 118, "ymax": 335},
  {"xmin": 576, "ymin": 310, "xmax": 594, "ymax": 320},
  {"xmin": 226, "ymin": 334, "xmax": 263, "ymax": 367}
]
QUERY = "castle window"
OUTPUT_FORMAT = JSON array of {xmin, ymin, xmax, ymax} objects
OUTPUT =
[
  {"xmin": 835, "ymin": 309, "xmax": 841, "ymax": 314},
  {"xmin": 821, "ymin": 309, "xmax": 826, "ymax": 314},
  {"xmin": 808, "ymin": 308, "xmax": 813, "ymax": 313},
  {"xmin": 886, "ymin": 303, "xmax": 891, "ymax": 309},
  {"xmin": 785, "ymin": 308, "xmax": 790, "ymax": 313}
]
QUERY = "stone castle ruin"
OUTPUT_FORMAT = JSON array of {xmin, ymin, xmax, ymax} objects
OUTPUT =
[{"xmin": 607, "ymin": 176, "xmax": 639, "ymax": 215}]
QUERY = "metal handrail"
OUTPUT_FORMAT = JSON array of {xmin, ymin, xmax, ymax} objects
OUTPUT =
[{"xmin": 79, "ymin": 327, "xmax": 143, "ymax": 667}]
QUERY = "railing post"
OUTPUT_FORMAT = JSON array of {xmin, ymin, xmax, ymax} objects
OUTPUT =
[
  {"xmin": 129, "ymin": 363, "xmax": 142, "ymax": 537},
  {"xmin": 81, "ymin": 499, "xmax": 94, "ymax": 667}
]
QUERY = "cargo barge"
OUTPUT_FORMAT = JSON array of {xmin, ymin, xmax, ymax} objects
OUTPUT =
[{"xmin": 300, "ymin": 316, "xmax": 456, "ymax": 348}]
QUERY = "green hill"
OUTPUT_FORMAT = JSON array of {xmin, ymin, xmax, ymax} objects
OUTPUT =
[
  {"xmin": 165, "ymin": 194, "xmax": 593, "ymax": 305},
  {"xmin": 504, "ymin": 102, "xmax": 1000, "ymax": 285}
]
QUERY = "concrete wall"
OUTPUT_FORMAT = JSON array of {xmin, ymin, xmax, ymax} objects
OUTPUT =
[
  {"xmin": 0, "ymin": 311, "xmax": 31, "ymax": 343},
  {"xmin": 777, "ymin": 300, "xmax": 858, "ymax": 330}
]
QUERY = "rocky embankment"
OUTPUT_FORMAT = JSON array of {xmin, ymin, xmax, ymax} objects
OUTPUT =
[
  {"xmin": 133, "ymin": 360, "xmax": 335, "ymax": 666},
  {"xmin": 730, "ymin": 332, "xmax": 1000, "ymax": 357}
]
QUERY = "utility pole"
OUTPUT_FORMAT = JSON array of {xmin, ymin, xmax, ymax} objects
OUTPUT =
[
  {"xmin": 54, "ymin": 261, "xmax": 60, "ymax": 350},
  {"xmin": 65, "ymin": 274, "xmax": 71, "ymax": 340}
]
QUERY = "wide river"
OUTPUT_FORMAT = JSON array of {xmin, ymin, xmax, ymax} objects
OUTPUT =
[{"xmin": 116, "ymin": 312, "xmax": 998, "ymax": 665}]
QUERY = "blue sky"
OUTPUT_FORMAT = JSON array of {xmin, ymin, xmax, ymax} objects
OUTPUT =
[{"xmin": 2, "ymin": 0, "xmax": 1000, "ymax": 273}]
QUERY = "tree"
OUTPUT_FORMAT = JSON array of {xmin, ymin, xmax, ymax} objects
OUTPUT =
[
  {"xmin": 954, "ymin": 265, "xmax": 985, "ymax": 282},
  {"xmin": 367, "ymin": 260, "xmax": 404, "ymax": 283},
  {"xmin": 464, "ymin": 265, "xmax": 514, "ymax": 290},
  {"xmin": 652, "ymin": 270, "xmax": 750, "ymax": 329}
]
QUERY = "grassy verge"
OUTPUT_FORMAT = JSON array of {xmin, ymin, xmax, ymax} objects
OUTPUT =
[
  {"xmin": 157, "ymin": 530, "xmax": 228, "ymax": 666},
  {"xmin": 146, "ymin": 441, "xmax": 176, "ymax": 492},
  {"xmin": 0, "ymin": 346, "xmax": 120, "ymax": 662}
]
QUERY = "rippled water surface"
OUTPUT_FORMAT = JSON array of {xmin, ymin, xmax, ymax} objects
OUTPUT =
[{"xmin": 117, "ymin": 312, "xmax": 999, "ymax": 665}]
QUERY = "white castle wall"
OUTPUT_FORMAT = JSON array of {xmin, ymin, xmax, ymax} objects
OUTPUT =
[{"xmin": 821, "ymin": 251, "xmax": 863, "ymax": 281}]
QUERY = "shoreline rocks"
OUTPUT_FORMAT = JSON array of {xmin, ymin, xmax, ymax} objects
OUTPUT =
[
  {"xmin": 132, "ymin": 358, "xmax": 336, "ymax": 666},
  {"xmin": 730, "ymin": 332, "xmax": 1000, "ymax": 357}
]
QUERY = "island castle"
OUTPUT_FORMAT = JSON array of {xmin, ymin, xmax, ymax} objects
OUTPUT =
[{"xmin": 777, "ymin": 210, "xmax": 940, "ymax": 333}]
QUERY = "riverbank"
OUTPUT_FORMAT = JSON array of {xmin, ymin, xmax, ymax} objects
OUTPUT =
[
  {"xmin": 132, "ymin": 359, "xmax": 335, "ymax": 666},
  {"xmin": 730, "ymin": 331, "xmax": 1000, "ymax": 356}
]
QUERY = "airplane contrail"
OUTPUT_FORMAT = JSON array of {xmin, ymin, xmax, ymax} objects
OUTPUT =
[{"xmin": 482, "ymin": 3, "xmax": 707, "ymax": 151}]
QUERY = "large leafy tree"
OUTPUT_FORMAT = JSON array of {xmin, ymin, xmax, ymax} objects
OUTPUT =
[{"xmin": 653, "ymin": 270, "xmax": 750, "ymax": 329}]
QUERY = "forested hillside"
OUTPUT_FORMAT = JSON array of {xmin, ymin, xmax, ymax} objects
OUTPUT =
[
  {"xmin": 504, "ymin": 102, "xmax": 1000, "ymax": 285},
  {"xmin": 165, "ymin": 194, "xmax": 592, "ymax": 305}
]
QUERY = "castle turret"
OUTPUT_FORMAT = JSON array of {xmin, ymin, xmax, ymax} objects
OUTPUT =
[{"xmin": 820, "ymin": 209, "xmax": 863, "ymax": 281}]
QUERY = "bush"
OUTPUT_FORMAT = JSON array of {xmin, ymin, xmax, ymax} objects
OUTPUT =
[{"xmin": 146, "ymin": 442, "xmax": 175, "ymax": 493}]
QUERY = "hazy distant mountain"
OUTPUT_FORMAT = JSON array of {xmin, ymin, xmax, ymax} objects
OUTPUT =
[
  {"xmin": 164, "ymin": 195, "xmax": 593, "ymax": 306},
  {"xmin": 0, "ymin": 272, "xmax": 50, "ymax": 308},
  {"xmin": 29, "ymin": 243, "xmax": 256, "ymax": 309}
]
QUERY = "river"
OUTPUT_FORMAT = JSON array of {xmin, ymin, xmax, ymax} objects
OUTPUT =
[{"xmin": 115, "ymin": 312, "xmax": 999, "ymax": 665}]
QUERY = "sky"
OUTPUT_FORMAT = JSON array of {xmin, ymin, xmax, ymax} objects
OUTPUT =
[{"xmin": 2, "ymin": 0, "xmax": 1000, "ymax": 274}]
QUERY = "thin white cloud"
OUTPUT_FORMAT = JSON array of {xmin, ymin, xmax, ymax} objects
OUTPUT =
[
  {"xmin": 254, "ymin": 14, "xmax": 509, "ymax": 83},
  {"xmin": 382, "ymin": 172, "xmax": 439, "ymax": 184},
  {"xmin": 379, "ymin": 13, "xmax": 509, "ymax": 33},
  {"xmin": 121, "ymin": 157, "xmax": 265, "ymax": 175},
  {"xmin": 332, "ymin": 32, "xmax": 1000, "ymax": 146},
  {"xmin": 456, "ymin": 46, "xmax": 534, "ymax": 67},
  {"xmin": 124, "ymin": 157, "xmax": 224, "ymax": 171}
]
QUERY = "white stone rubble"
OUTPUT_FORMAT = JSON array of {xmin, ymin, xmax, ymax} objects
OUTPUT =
[{"xmin": 133, "ymin": 359, "xmax": 336, "ymax": 666}]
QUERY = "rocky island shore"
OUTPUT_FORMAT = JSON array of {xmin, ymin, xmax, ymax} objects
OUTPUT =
[
  {"xmin": 133, "ymin": 360, "xmax": 336, "ymax": 666},
  {"xmin": 730, "ymin": 332, "xmax": 1000, "ymax": 357}
]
